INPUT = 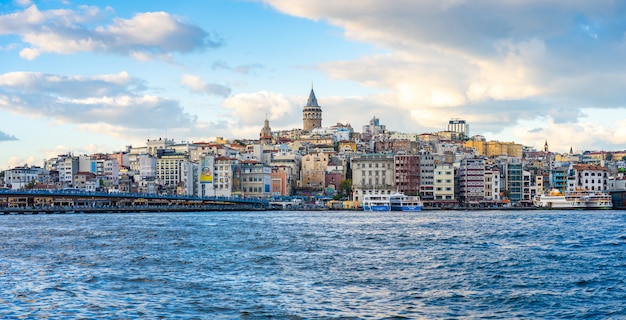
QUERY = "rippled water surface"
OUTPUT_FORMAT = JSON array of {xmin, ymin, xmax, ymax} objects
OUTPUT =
[{"xmin": 1, "ymin": 210, "xmax": 625, "ymax": 319}]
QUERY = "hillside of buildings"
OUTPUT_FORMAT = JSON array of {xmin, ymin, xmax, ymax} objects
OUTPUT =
[{"xmin": 2, "ymin": 89, "xmax": 626, "ymax": 207}]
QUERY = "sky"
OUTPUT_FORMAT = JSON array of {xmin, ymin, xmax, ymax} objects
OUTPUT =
[{"xmin": 1, "ymin": 0, "xmax": 626, "ymax": 169}]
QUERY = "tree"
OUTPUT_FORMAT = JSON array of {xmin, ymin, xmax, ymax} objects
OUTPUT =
[
  {"xmin": 605, "ymin": 152, "xmax": 613, "ymax": 161},
  {"xmin": 25, "ymin": 179, "xmax": 36, "ymax": 190},
  {"xmin": 339, "ymin": 179, "xmax": 352, "ymax": 200}
]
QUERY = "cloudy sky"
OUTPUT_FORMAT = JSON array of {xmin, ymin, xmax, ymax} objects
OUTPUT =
[{"xmin": 1, "ymin": 0, "xmax": 626, "ymax": 168}]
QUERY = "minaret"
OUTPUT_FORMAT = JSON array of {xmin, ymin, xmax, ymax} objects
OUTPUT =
[
  {"xmin": 259, "ymin": 115, "xmax": 272, "ymax": 144},
  {"xmin": 302, "ymin": 86, "xmax": 322, "ymax": 131}
]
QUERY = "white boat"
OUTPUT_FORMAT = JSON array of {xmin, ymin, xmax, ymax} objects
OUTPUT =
[
  {"xmin": 534, "ymin": 189, "xmax": 612, "ymax": 209},
  {"xmin": 582, "ymin": 191, "xmax": 613, "ymax": 209},
  {"xmin": 534, "ymin": 194, "xmax": 587, "ymax": 209},
  {"xmin": 389, "ymin": 192, "xmax": 422, "ymax": 211},
  {"xmin": 362, "ymin": 194, "xmax": 391, "ymax": 211}
]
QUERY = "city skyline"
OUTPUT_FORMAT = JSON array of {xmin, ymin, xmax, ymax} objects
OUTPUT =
[{"xmin": 2, "ymin": 0, "xmax": 626, "ymax": 168}]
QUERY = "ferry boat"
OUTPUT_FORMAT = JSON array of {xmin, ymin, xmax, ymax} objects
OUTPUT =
[
  {"xmin": 389, "ymin": 192, "xmax": 422, "ymax": 211},
  {"xmin": 533, "ymin": 189, "xmax": 612, "ymax": 209},
  {"xmin": 362, "ymin": 194, "xmax": 391, "ymax": 211},
  {"xmin": 582, "ymin": 191, "xmax": 613, "ymax": 209}
]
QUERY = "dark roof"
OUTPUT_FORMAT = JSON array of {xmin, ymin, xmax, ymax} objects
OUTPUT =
[{"xmin": 306, "ymin": 88, "xmax": 319, "ymax": 107}]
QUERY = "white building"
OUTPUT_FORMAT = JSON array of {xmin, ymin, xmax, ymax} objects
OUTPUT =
[
  {"xmin": 351, "ymin": 154, "xmax": 395, "ymax": 202},
  {"xmin": 433, "ymin": 164, "xmax": 455, "ymax": 201},
  {"xmin": 180, "ymin": 161, "xmax": 198, "ymax": 196},
  {"xmin": 61, "ymin": 157, "xmax": 79, "ymax": 186},
  {"xmin": 484, "ymin": 169, "xmax": 501, "ymax": 201},
  {"xmin": 362, "ymin": 116, "xmax": 387, "ymax": 136},
  {"xmin": 213, "ymin": 156, "xmax": 237, "ymax": 197},
  {"xmin": 568, "ymin": 164, "xmax": 610, "ymax": 192},
  {"xmin": 389, "ymin": 132, "xmax": 418, "ymax": 141},
  {"xmin": 145, "ymin": 138, "xmax": 175, "ymax": 156},
  {"xmin": 447, "ymin": 118, "xmax": 469, "ymax": 139},
  {"xmin": 3, "ymin": 165, "xmax": 45, "ymax": 189},
  {"xmin": 156, "ymin": 153, "xmax": 186, "ymax": 194},
  {"xmin": 608, "ymin": 171, "xmax": 626, "ymax": 191},
  {"xmin": 139, "ymin": 154, "xmax": 157, "ymax": 180}
]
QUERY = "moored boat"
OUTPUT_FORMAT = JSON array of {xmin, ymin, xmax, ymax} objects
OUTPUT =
[
  {"xmin": 582, "ymin": 191, "xmax": 613, "ymax": 209},
  {"xmin": 389, "ymin": 192, "xmax": 422, "ymax": 211},
  {"xmin": 534, "ymin": 189, "xmax": 613, "ymax": 209},
  {"xmin": 362, "ymin": 194, "xmax": 391, "ymax": 211}
]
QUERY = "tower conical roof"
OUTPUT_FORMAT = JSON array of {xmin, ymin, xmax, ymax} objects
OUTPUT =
[{"xmin": 306, "ymin": 88, "xmax": 319, "ymax": 107}]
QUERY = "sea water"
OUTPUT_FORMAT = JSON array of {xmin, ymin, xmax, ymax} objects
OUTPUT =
[{"xmin": 0, "ymin": 210, "xmax": 624, "ymax": 319}]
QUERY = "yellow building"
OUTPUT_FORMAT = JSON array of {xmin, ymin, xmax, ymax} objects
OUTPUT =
[
  {"xmin": 300, "ymin": 152, "xmax": 329, "ymax": 189},
  {"xmin": 338, "ymin": 140, "xmax": 357, "ymax": 153},
  {"xmin": 464, "ymin": 139, "xmax": 485, "ymax": 155},
  {"xmin": 464, "ymin": 140, "xmax": 522, "ymax": 158}
]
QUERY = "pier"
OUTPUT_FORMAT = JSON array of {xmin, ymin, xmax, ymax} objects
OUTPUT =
[{"xmin": 0, "ymin": 190, "xmax": 270, "ymax": 214}]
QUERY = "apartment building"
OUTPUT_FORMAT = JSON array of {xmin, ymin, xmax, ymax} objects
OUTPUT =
[
  {"xmin": 433, "ymin": 164, "xmax": 455, "ymax": 201},
  {"xmin": 458, "ymin": 158, "xmax": 485, "ymax": 204},
  {"xmin": 240, "ymin": 160, "xmax": 271, "ymax": 198},
  {"xmin": 484, "ymin": 169, "xmax": 501, "ymax": 201},
  {"xmin": 300, "ymin": 152, "xmax": 328, "ymax": 190},
  {"xmin": 419, "ymin": 151, "xmax": 435, "ymax": 200},
  {"xmin": 351, "ymin": 154, "xmax": 394, "ymax": 202},
  {"xmin": 394, "ymin": 154, "xmax": 420, "ymax": 196},
  {"xmin": 568, "ymin": 164, "xmax": 610, "ymax": 191}
]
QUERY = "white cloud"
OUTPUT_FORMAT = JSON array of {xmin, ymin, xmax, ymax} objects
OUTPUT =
[
  {"xmin": 181, "ymin": 74, "xmax": 231, "ymax": 97},
  {"xmin": 263, "ymin": 0, "xmax": 626, "ymax": 151},
  {"xmin": 6, "ymin": 155, "xmax": 37, "ymax": 169},
  {"xmin": 15, "ymin": 0, "xmax": 32, "ymax": 6},
  {"xmin": 223, "ymin": 91, "xmax": 294, "ymax": 128},
  {"xmin": 0, "ymin": 71, "xmax": 196, "ymax": 131},
  {"xmin": 511, "ymin": 117, "xmax": 626, "ymax": 154},
  {"xmin": 0, "ymin": 5, "xmax": 222, "ymax": 61}
]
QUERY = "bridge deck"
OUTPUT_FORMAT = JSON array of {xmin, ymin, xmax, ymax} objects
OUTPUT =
[{"xmin": 0, "ymin": 190, "xmax": 269, "ymax": 213}]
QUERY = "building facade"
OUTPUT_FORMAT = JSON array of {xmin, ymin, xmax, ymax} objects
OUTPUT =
[
  {"xmin": 240, "ymin": 160, "xmax": 271, "ymax": 198},
  {"xmin": 300, "ymin": 152, "xmax": 328, "ymax": 190},
  {"xmin": 568, "ymin": 164, "xmax": 609, "ymax": 191},
  {"xmin": 458, "ymin": 158, "xmax": 485, "ymax": 204},
  {"xmin": 433, "ymin": 164, "xmax": 455, "ymax": 201},
  {"xmin": 351, "ymin": 154, "xmax": 395, "ymax": 202},
  {"xmin": 394, "ymin": 154, "xmax": 420, "ymax": 196}
]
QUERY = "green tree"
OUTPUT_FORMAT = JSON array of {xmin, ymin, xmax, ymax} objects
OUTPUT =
[
  {"xmin": 25, "ymin": 179, "xmax": 36, "ymax": 190},
  {"xmin": 605, "ymin": 152, "xmax": 613, "ymax": 161},
  {"xmin": 339, "ymin": 179, "xmax": 352, "ymax": 200}
]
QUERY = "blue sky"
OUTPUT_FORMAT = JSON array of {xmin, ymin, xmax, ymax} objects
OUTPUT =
[{"xmin": 1, "ymin": 0, "xmax": 626, "ymax": 168}]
